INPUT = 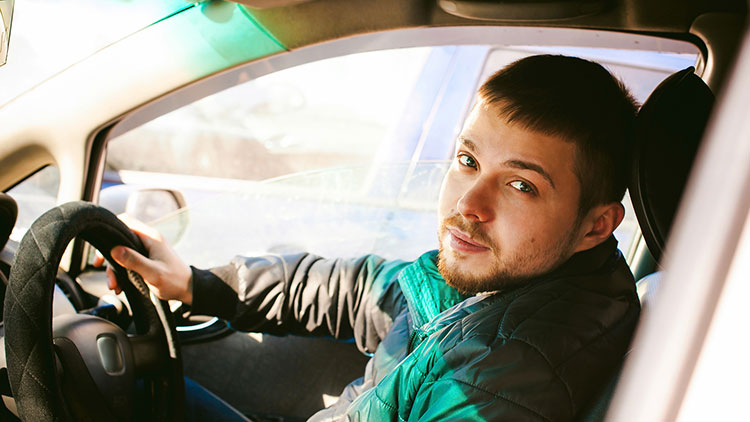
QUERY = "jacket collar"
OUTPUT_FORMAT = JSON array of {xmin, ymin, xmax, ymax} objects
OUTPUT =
[
  {"xmin": 397, "ymin": 250, "xmax": 469, "ymax": 329},
  {"xmin": 546, "ymin": 235, "xmax": 619, "ymax": 279}
]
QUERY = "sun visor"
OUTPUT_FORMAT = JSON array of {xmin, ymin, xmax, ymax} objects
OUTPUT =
[{"xmin": 437, "ymin": 0, "xmax": 611, "ymax": 21}]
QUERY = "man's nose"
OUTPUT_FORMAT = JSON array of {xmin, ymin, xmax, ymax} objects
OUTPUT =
[{"xmin": 457, "ymin": 178, "xmax": 495, "ymax": 223}]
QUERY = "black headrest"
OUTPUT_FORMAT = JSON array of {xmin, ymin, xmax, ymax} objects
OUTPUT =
[
  {"xmin": 0, "ymin": 193, "xmax": 18, "ymax": 251},
  {"xmin": 629, "ymin": 67, "xmax": 714, "ymax": 262}
]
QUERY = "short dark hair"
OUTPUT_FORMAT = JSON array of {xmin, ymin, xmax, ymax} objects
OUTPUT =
[{"xmin": 479, "ymin": 54, "xmax": 638, "ymax": 214}]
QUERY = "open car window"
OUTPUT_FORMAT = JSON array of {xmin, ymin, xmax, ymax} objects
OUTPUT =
[{"xmin": 102, "ymin": 44, "xmax": 698, "ymax": 268}]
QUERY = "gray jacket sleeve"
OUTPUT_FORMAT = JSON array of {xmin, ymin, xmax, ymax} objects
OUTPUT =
[{"xmin": 189, "ymin": 252, "xmax": 409, "ymax": 354}]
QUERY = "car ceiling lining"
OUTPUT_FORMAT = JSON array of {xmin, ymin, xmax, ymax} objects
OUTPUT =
[{"xmin": 231, "ymin": 0, "xmax": 746, "ymax": 51}]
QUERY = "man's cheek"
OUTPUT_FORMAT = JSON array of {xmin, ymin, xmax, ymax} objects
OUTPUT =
[{"xmin": 437, "ymin": 178, "xmax": 461, "ymax": 219}]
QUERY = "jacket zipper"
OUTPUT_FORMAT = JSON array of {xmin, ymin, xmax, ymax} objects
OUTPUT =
[{"xmin": 408, "ymin": 327, "xmax": 429, "ymax": 353}]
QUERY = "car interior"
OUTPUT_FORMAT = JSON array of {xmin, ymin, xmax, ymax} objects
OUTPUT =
[{"xmin": 0, "ymin": 0, "xmax": 747, "ymax": 421}]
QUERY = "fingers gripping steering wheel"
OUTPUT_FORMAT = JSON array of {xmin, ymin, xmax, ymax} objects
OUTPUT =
[{"xmin": 4, "ymin": 202, "xmax": 184, "ymax": 421}]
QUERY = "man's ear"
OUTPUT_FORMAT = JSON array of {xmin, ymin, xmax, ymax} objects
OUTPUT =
[{"xmin": 573, "ymin": 202, "xmax": 625, "ymax": 253}]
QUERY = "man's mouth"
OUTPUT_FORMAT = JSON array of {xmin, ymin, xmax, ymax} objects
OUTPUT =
[{"xmin": 448, "ymin": 228, "xmax": 491, "ymax": 253}]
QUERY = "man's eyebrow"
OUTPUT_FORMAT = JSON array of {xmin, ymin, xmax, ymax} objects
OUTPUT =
[
  {"xmin": 503, "ymin": 159, "xmax": 556, "ymax": 189},
  {"xmin": 457, "ymin": 136, "xmax": 478, "ymax": 153}
]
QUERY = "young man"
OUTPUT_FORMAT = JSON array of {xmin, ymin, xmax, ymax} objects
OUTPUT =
[{"xmin": 108, "ymin": 55, "xmax": 641, "ymax": 420}]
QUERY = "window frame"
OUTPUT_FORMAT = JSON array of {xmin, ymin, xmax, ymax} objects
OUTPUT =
[{"xmin": 77, "ymin": 26, "xmax": 703, "ymax": 272}]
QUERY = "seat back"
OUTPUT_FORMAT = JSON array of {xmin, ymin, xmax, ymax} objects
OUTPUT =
[
  {"xmin": 629, "ymin": 66, "xmax": 714, "ymax": 262},
  {"xmin": 575, "ymin": 67, "xmax": 714, "ymax": 421}
]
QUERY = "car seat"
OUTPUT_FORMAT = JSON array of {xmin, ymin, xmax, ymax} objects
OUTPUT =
[{"xmin": 576, "ymin": 66, "xmax": 715, "ymax": 421}]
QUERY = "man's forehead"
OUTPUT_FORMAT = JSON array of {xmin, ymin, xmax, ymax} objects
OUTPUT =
[{"xmin": 461, "ymin": 103, "xmax": 578, "ymax": 152}]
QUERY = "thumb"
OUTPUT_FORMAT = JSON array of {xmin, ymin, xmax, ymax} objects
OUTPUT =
[{"xmin": 110, "ymin": 246, "xmax": 159, "ymax": 280}]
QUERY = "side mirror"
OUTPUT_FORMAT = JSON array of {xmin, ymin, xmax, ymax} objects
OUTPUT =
[{"xmin": 99, "ymin": 186, "xmax": 189, "ymax": 245}]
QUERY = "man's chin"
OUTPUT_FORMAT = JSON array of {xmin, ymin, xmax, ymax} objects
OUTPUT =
[
  {"xmin": 441, "ymin": 268, "xmax": 504, "ymax": 295},
  {"xmin": 437, "ymin": 247, "xmax": 535, "ymax": 295},
  {"xmin": 438, "ymin": 248, "xmax": 499, "ymax": 294}
]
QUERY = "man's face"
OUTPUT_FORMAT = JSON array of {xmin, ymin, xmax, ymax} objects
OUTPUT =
[{"xmin": 437, "ymin": 101, "xmax": 585, "ymax": 294}]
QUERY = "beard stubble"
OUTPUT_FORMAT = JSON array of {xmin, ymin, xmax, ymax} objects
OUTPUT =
[{"xmin": 437, "ymin": 213, "xmax": 581, "ymax": 294}]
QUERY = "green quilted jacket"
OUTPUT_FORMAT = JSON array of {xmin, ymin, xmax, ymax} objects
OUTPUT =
[{"xmin": 191, "ymin": 236, "xmax": 640, "ymax": 421}]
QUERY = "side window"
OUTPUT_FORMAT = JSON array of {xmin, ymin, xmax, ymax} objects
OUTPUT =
[
  {"xmin": 6, "ymin": 166, "xmax": 60, "ymax": 242},
  {"xmin": 104, "ymin": 45, "xmax": 699, "ymax": 267},
  {"xmin": 103, "ymin": 46, "xmax": 489, "ymax": 267}
]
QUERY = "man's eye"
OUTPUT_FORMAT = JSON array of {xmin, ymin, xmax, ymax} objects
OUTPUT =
[
  {"xmin": 509, "ymin": 180, "xmax": 535, "ymax": 194},
  {"xmin": 458, "ymin": 154, "xmax": 477, "ymax": 169}
]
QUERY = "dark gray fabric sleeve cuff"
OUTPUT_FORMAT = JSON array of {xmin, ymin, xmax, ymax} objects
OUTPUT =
[{"xmin": 189, "ymin": 266, "xmax": 240, "ymax": 321}]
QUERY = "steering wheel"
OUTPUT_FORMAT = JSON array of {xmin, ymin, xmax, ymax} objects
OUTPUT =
[{"xmin": 3, "ymin": 201, "xmax": 184, "ymax": 421}]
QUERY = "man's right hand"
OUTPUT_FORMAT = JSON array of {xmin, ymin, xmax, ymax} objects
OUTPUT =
[{"xmin": 102, "ymin": 217, "xmax": 194, "ymax": 305}]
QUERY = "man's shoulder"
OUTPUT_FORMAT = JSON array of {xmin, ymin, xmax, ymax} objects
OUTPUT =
[
  {"xmin": 501, "ymin": 281, "xmax": 635, "ymax": 361},
  {"xmin": 508, "ymin": 273, "xmax": 634, "ymax": 325}
]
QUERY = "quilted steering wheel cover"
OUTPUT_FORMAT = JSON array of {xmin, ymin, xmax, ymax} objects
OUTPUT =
[{"xmin": 3, "ymin": 201, "xmax": 180, "ymax": 421}]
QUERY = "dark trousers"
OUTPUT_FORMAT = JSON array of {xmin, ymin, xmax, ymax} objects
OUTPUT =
[{"xmin": 185, "ymin": 377, "xmax": 252, "ymax": 422}]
